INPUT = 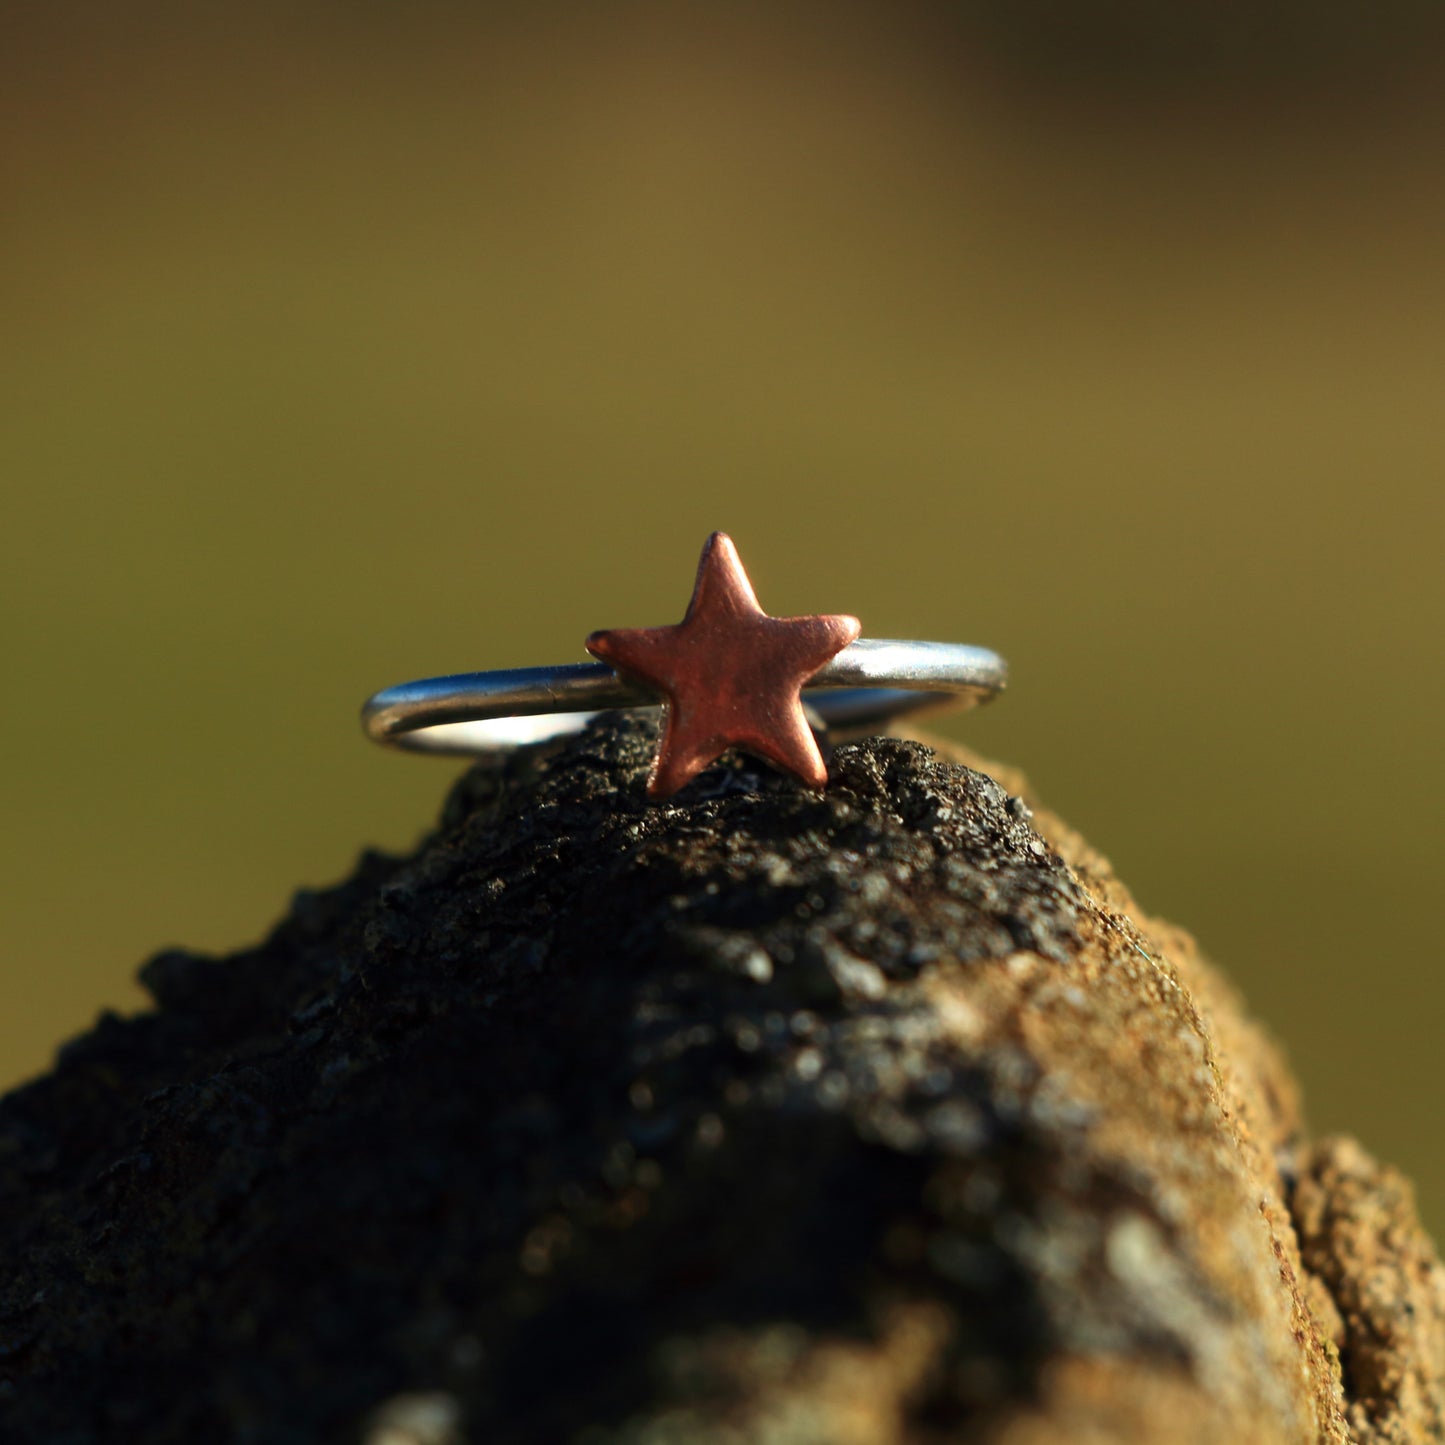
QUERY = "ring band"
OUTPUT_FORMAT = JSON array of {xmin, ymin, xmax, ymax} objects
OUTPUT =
[
  {"xmin": 362, "ymin": 637, "xmax": 1007, "ymax": 757},
  {"xmin": 362, "ymin": 532, "xmax": 1007, "ymax": 798}
]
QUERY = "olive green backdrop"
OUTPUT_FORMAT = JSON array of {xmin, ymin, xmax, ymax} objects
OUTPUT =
[{"xmin": 3, "ymin": 4, "xmax": 1442, "ymax": 1237}]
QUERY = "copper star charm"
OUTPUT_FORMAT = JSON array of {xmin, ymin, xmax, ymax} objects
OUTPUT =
[{"xmin": 586, "ymin": 533, "xmax": 862, "ymax": 799}]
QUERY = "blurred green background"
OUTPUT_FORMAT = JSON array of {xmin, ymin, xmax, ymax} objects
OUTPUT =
[{"xmin": 2, "ymin": 3, "xmax": 1442, "ymax": 1237}]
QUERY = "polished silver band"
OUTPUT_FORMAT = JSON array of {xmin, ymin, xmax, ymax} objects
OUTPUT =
[{"xmin": 362, "ymin": 638, "xmax": 1006, "ymax": 757}]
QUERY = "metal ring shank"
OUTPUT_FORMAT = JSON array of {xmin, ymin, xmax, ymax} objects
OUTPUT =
[{"xmin": 362, "ymin": 638, "xmax": 1006, "ymax": 756}]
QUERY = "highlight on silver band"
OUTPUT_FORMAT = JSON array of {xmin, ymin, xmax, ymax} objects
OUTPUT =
[{"xmin": 362, "ymin": 638, "xmax": 1007, "ymax": 757}]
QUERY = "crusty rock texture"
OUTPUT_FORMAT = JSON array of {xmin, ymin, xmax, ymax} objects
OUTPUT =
[{"xmin": 0, "ymin": 716, "xmax": 1440, "ymax": 1443}]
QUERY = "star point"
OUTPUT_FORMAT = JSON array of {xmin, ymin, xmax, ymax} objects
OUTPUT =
[{"xmin": 586, "ymin": 533, "xmax": 860, "ymax": 798}]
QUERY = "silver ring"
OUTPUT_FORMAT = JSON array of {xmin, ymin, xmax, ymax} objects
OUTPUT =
[
  {"xmin": 362, "ymin": 532, "xmax": 1006, "ymax": 798},
  {"xmin": 363, "ymin": 637, "xmax": 1007, "ymax": 757}
]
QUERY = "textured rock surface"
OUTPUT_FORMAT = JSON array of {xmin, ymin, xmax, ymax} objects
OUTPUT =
[{"xmin": 0, "ymin": 716, "xmax": 1440, "ymax": 1443}]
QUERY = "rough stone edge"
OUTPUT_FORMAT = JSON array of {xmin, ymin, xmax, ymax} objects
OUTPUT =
[{"xmin": 915, "ymin": 730, "xmax": 1445, "ymax": 1444}]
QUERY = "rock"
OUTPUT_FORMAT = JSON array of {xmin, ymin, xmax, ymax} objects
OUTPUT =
[{"xmin": 0, "ymin": 715, "xmax": 1440, "ymax": 1443}]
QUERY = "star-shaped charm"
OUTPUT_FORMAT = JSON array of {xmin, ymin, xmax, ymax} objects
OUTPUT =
[{"xmin": 586, "ymin": 533, "xmax": 862, "ymax": 799}]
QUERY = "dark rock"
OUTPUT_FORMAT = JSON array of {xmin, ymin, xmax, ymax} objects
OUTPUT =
[{"xmin": 0, "ymin": 716, "xmax": 1439, "ymax": 1443}]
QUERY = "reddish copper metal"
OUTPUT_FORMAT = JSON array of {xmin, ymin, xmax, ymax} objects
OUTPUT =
[{"xmin": 586, "ymin": 532, "xmax": 862, "ymax": 799}]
